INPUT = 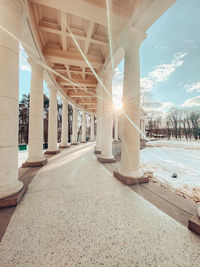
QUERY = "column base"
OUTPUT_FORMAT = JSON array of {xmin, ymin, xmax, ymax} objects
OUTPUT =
[
  {"xmin": 113, "ymin": 140, "xmax": 119, "ymax": 143},
  {"xmin": 94, "ymin": 149, "xmax": 101, "ymax": 154},
  {"xmin": 71, "ymin": 142, "xmax": 80, "ymax": 145},
  {"xmin": 97, "ymin": 156, "xmax": 116, "ymax": 163},
  {"xmin": 188, "ymin": 215, "xmax": 200, "ymax": 235},
  {"xmin": 81, "ymin": 141, "xmax": 86, "ymax": 143},
  {"xmin": 113, "ymin": 171, "xmax": 149, "ymax": 185},
  {"xmin": 22, "ymin": 158, "xmax": 47, "ymax": 168},
  {"xmin": 59, "ymin": 145, "xmax": 70, "ymax": 149},
  {"xmin": 0, "ymin": 183, "xmax": 27, "ymax": 208},
  {"xmin": 45, "ymin": 150, "xmax": 60, "ymax": 155}
]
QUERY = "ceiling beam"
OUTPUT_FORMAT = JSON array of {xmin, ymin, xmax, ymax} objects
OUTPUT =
[
  {"xmin": 39, "ymin": 24, "xmax": 108, "ymax": 46},
  {"xmin": 67, "ymin": 92, "xmax": 96, "ymax": 98},
  {"xmin": 44, "ymin": 49, "xmax": 103, "ymax": 70},
  {"xmin": 60, "ymin": 12, "xmax": 67, "ymax": 50},
  {"xmin": 64, "ymin": 65, "xmax": 71, "ymax": 79},
  {"xmin": 31, "ymin": 0, "xmax": 125, "ymax": 29},
  {"xmin": 77, "ymin": 101, "xmax": 96, "ymax": 105},
  {"xmin": 84, "ymin": 21, "xmax": 95, "ymax": 55},
  {"xmin": 60, "ymin": 82, "xmax": 96, "ymax": 88},
  {"xmin": 58, "ymin": 77, "xmax": 97, "ymax": 85}
]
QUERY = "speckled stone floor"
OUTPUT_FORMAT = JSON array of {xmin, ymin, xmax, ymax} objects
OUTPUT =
[{"xmin": 0, "ymin": 143, "xmax": 200, "ymax": 266}]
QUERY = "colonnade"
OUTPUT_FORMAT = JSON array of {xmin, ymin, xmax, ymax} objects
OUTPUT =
[
  {"xmin": 0, "ymin": 0, "xmax": 147, "ymax": 200},
  {"xmin": 0, "ymin": 0, "xmax": 95, "ymax": 200}
]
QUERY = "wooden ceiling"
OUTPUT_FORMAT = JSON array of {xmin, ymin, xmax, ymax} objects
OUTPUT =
[{"xmin": 28, "ymin": 0, "xmax": 136, "ymax": 113}]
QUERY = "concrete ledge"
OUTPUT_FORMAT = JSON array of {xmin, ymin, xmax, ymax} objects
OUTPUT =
[
  {"xmin": 59, "ymin": 145, "xmax": 70, "ymax": 149},
  {"xmin": 44, "ymin": 150, "xmax": 60, "ymax": 155},
  {"xmin": 188, "ymin": 215, "xmax": 200, "ymax": 235},
  {"xmin": 94, "ymin": 149, "xmax": 101, "ymax": 154},
  {"xmin": 71, "ymin": 142, "xmax": 79, "ymax": 145},
  {"xmin": 22, "ymin": 158, "xmax": 47, "ymax": 168},
  {"xmin": 0, "ymin": 184, "xmax": 27, "ymax": 208},
  {"xmin": 114, "ymin": 171, "xmax": 149, "ymax": 185},
  {"xmin": 97, "ymin": 157, "xmax": 116, "ymax": 163}
]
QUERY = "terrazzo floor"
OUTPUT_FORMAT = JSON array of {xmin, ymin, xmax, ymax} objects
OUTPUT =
[{"xmin": 0, "ymin": 143, "xmax": 200, "ymax": 266}]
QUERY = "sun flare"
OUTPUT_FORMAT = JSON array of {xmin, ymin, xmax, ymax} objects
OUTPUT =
[{"xmin": 113, "ymin": 96, "xmax": 123, "ymax": 111}]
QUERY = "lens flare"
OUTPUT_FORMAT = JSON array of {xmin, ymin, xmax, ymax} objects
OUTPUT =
[{"xmin": 113, "ymin": 97, "xmax": 123, "ymax": 111}]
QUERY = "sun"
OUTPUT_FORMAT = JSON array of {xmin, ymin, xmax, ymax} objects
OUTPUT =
[{"xmin": 113, "ymin": 96, "xmax": 123, "ymax": 111}]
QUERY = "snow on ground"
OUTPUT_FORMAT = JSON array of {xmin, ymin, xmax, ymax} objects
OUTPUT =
[
  {"xmin": 141, "ymin": 140, "xmax": 200, "ymax": 202},
  {"xmin": 147, "ymin": 139, "xmax": 200, "ymax": 150},
  {"xmin": 18, "ymin": 150, "xmax": 28, "ymax": 168}
]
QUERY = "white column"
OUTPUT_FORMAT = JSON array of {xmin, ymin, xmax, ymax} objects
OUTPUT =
[
  {"xmin": 115, "ymin": 29, "xmax": 147, "ymax": 183},
  {"xmin": 140, "ymin": 119, "xmax": 142, "ymax": 139},
  {"xmin": 23, "ymin": 59, "xmax": 47, "ymax": 166},
  {"xmin": 114, "ymin": 115, "xmax": 119, "ymax": 141},
  {"xmin": 81, "ymin": 111, "xmax": 86, "ymax": 143},
  {"xmin": 118, "ymin": 114, "xmax": 122, "ymax": 140},
  {"xmin": 90, "ymin": 114, "xmax": 95, "ymax": 141},
  {"xmin": 45, "ymin": 86, "xmax": 59, "ymax": 154},
  {"xmin": 59, "ymin": 97, "xmax": 70, "ymax": 148},
  {"xmin": 0, "ymin": 0, "xmax": 24, "ymax": 199},
  {"xmin": 98, "ymin": 70, "xmax": 115, "ymax": 163},
  {"xmin": 95, "ymin": 85, "xmax": 103, "ymax": 153},
  {"xmin": 71, "ymin": 105, "xmax": 79, "ymax": 144},
  {"xmin": 143, "ymin": 120, "xmax": 146, "ymax": 138}
]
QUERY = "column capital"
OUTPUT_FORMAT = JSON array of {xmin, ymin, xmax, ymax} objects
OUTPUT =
[
  {"xmin": 27, "ymin": 58, "xmax": 44, "ymax": 72},
  {"xmin": 123, "ymin": 27, "xmax": 147, "ymax": 49},
  {"xmin": 61, "ymin": 96, "xmax": 68, "ymax": 104},
  {"xmin": 0, "ymin": 0, "xmax": 25, "ymax": 14},
  {"xmin": 72, "ymin": 104, "xmax": 78, "ymax": 110},
  {"xmin": 48, "ymin": 85, "xmax": 58, "ymax": 92},
  {"xmin": 96, "ymin": 84, "xmax": 103, "ymax": 95},
  {"xmin": 101, "ymin": 66, "xmax": 113, "ymax": 79}
]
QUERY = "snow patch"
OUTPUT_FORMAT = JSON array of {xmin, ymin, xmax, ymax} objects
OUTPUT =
[{"xmin": 141, "ymin": 143, "xmax": 200, "ymax": 202}]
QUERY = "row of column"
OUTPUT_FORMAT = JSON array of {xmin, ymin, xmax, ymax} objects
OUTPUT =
[
  {"xmin": 0, "ymin": 0, "xmax": 95, "ymax": 199},
  {"xmin": 95, "ymin": 28, "xmax": 147, "ymax": 183},
  {"xmin": 25, "ymin": 78, "xmax": 95, "ymax": 163}
]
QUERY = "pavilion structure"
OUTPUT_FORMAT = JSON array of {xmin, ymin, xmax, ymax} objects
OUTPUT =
[{"xmin": 0, "ymin": 0, "xmax": 176, "ymax": 201}]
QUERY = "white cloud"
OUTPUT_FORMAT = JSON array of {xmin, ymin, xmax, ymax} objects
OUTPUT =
[
  {"xmin": 140, "ymin": 52, "xmax": 188, "ymax": 92},
  {"xmin": 19, "ymin": 43, "xmax": 31, "ymax": 72},
  {"xmin": 182, "ymin": 96, "xmax": 200, "ymax": 107},
  {"xmin": 143, "ymin": 100, "xmax": 174, "ymax": 112},
  {"xmin": 184, "ymin": 82, "xmax": 200, "ymax": 93},
  {"xmin": 141, "ymin": 94, "xmax": 174, "ymax": 112}
]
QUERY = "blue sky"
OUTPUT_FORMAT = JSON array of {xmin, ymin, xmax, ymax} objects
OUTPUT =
[
  {"xmin": 19, "ymin": 47, "xmax": 49, "ymax": 99},
  {"xmin": 19, "ymin": 0, "xmax": 200, "ymax": 112},
  {"xmin": 114, "ymin": 0, "xmax": 200, "ymax": 113}
]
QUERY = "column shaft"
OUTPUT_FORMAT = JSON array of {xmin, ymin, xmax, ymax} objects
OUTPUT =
[
  {"xmin": 90, "ymin": 114, "xmax": 95, "ymax": 141},
  {"xmin": 114, "ymin": 30, "xmax": 148, "ymax": 184},
  {"xmin": 45, "ymin": 86, "xmax": 59, "ymax": 154},
  {"xmin": 60, "ymin": 98, "xmax": 70, "ymax": 148},
  {"xmin": 0, "ymin": 0, "xmax": 23, "ymax": 198},
  {"xmin": 114, "ymin": 115, "xmax": 119, "ymax": 141},
  {"xmin": 24, "ymin": 60, "xmax": 47, "ymax": 166},
  {"xmin": 95, "ymin": 86, "xmax": 103, "ymax": 153},
  {"xmin": 98, "ymin": 71, "xmax": 115, "ymax": 163},
  {"xmin": 81, "ymin": 111, "xmax": 86, "ymax": 143},
  {"xmin": 71, "ymin": 106, "xmax": 79, "ymax": 144},
  {"xmin": 119, "ymin": 37, "xmax": 142, "ymax": 178}
]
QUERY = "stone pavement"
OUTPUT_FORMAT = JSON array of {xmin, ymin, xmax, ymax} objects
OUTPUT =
[{"xmin": 0, "ymin": 143, "xmax": 200, "ymax": 266}]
